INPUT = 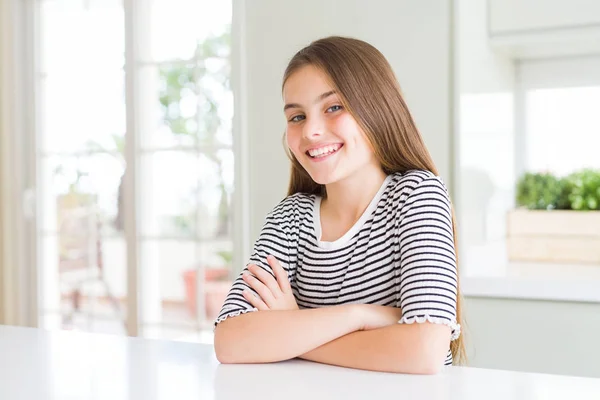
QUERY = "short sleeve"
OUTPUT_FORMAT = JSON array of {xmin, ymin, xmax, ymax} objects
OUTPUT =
[
  {"xmin": 214, "ymin": 211, "xmax": 291, "ymax": 327},
  {"xmin": 396, "ymin": 177, "xmax": 461, "ymax": 341}
]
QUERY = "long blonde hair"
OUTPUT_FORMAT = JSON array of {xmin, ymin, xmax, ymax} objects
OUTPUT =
[{"xmin": 282, "ymin": 36, "xmax": 466, "ymax": 364}]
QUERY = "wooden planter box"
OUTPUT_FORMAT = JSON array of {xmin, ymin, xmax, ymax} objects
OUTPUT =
[{"xmin": 507, "ymin": 209, "xmax": 600, "ymax": 264}]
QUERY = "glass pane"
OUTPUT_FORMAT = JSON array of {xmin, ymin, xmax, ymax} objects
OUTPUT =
[
  {"xmin": 144, "ymin": 0, "xmax": 231, "ymax": 63},
  {"xmin": 139, "ymin": 152, "xmax": 201, "ymax": 237},
  {"xmin": 139, "ymin": 64, "xmax": 199, "ymax": 150},
  {"xmin": 139, "ymin": 239, "xmax": 197, "ymax": 327},
  {"xmin": 39, "ymin": 0, "xmax": 125, "ymax": 153},
  {"xmin": 139, "ymin": 239, "xmax": 233, "ymax": 333},
  {"xmin": 198, "ymin": 150, "xmax": 233, "ymax": 240},
  {"xmin": 459, "ymin": 92, "xmax": 515, "ymax": 269},
  {"xmin": 525, "ymin": 87, "xmax": 600, "ymax": 175},
  {"xmin": 196, "ymin": 58, "xmax": 233, "ymax": 147},
  {"xmin": 38, "ymin": 151, "xmax": 127, "ymax": 334},
  {"xmin": 138, "ymin": 151, "xmax": 232, "ymax": 239},
  {"xmin": 139, "ymin": 58, "xmax": 232, "ymax": 150},
  {"xmin": 39, "ymin": 232, "xmax": 127, "ymax": 334},
  {"xmin": 40, "ymin": 154, "xmax": 125, "ymax": 236},
  {"xmin": 194, "ymin": 239, "xmax": 233, "ymax": 324}
]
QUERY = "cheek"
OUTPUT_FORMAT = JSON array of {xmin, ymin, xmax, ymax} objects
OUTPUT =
[
  {"xmin": 333, "ymin": 114, "xmax": 367, "ymax": 146},
  {"xmin": 330, "ymin": 113, "xmax": 353, "ymax": 133},
  {"xmin": 286, "ymin": 127, "xmax": 302, "ymax": 152}
]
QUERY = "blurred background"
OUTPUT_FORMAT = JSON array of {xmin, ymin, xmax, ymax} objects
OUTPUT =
[{"xmin": 0, "ymin": 0, "xmax": 599, "ymax": 379}]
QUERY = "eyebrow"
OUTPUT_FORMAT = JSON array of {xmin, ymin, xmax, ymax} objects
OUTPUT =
[{"xmin": 283, "ymin": 90, "xmax": 337, "ymax": 111}]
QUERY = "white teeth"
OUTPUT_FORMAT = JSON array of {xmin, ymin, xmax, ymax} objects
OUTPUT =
[{"xmin": 308, "ymin": 144, "xmax": 340, "ymax": 158}]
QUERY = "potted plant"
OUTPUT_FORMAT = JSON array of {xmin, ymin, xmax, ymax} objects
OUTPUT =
[{"xmin": 507, "ymin": 169, "xmax": 600, "ymax": 264}]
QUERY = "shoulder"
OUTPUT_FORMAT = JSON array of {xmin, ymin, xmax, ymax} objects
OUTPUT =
[
  {"xmin": 266, "ymin": 192, "xmax": 316, "ymax": 223},
  {"xmin": 387, "ymin": 169, "xmax": 450, "ymax": 200},
  {"xmin": 384, "ymin": 170, "xmax": 452, "ymax": 222}
]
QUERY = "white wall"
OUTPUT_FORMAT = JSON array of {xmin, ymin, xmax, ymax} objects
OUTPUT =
[
  {"xmin": 237, "ymin": 0, "xmax": 454, "ymax": 243},
  {"xmin": 457, "ymin": 0, "xmax": 515, "ymax": 95}
]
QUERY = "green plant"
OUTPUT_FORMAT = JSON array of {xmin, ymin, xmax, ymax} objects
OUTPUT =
[
  {"xmin": 515, "ymin": 169, "xmax": 600, "ymax": 211},
  {"xmin": 515, "ymin": 172, "xmax": 570, "ymax": 210},
  {"xmin": 565, "ymin": 169, "xmax": 600, "ymax": 210}
]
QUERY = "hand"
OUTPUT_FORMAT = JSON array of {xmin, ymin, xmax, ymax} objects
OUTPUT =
[
  {"xmin": 242, "ymin": 255, "xmax": 299, "ymax": 311},
  {"xmin": 355, "ymin": 304, "xmax": 403, "ymax": 331}
]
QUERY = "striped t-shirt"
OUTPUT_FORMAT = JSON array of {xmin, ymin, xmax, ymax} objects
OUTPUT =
[{"xmin": 215, "ymin": 169, "xmax": 460, "ymax": 365}]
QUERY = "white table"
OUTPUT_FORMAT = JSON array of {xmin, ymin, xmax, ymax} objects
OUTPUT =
[{"xmin": 1, "ymin": 325, "xmax": 599, "ymax": 400}]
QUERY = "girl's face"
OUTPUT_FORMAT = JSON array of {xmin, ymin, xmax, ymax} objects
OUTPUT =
[{"xmin": 283, "ymin": 65, "xmax": 381, "ymax": 186}]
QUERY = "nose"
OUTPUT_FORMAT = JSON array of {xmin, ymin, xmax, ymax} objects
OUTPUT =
[{"xmin": 301, "ymin": 115, "xmax": 324, "ymax": 141}]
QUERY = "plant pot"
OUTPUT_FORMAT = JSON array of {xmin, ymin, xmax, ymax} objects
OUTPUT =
[
  {"xmin": 182, "ymin": 268, "xmax": 231, "ymax": 319},
  {"xmin": 506, "ymin": 209, "xmax": 600, "ymax": 264}
]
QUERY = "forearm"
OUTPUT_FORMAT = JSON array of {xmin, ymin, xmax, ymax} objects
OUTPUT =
[
  {"xmin": 214, "ymin": 305, "xmax": 361, "ymax": 364},
  {"xmin": 299, "ymin": 323, "xmax": 451, "ymax": 374}
]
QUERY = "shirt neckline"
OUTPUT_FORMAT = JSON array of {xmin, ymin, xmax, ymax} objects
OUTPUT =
[{"xmin": 313, "ymin": 175, "xmax": 393, "ymax": 250}]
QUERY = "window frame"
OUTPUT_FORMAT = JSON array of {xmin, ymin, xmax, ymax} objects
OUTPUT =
[{"xmin": 3, "ymin": 0, "xmax": 248, "ymax": 337}]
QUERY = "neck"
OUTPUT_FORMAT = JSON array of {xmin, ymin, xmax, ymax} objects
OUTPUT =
[{"xmin": 322, "ymin": 167, "xmax": 387, "ymax": 222}]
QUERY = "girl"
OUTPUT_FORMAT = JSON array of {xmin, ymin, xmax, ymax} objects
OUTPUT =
[{"xmin": 214, "ymin": 36, "xmax": 464, "ymax": 374}]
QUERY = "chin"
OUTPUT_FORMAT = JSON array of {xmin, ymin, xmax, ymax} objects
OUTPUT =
[{"xmin": 306, "ymin": 170, "xmax": 341, "ymax": 186}]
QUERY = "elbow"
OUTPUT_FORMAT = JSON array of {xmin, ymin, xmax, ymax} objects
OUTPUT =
[
  {"xmin": 393, "ymin": 324, "xmax": 449, "ymax": 375},
  {"xmin": 412, "ymin": 341, "xmax": 449, "ymax": 375},
  {"xmin": 215, "ymin": 351, "xmax": 236, "ymax": 365},
  {"xmin": 408, "ymin": 337, "xmax": 448, "ymax": 375},
  {"xmin": 214, "ymin": 344, "xmax": 234, "ymax": 365},
  {"xmin": 394, "ymin": 349, "xmax": 444, "ymax": 375},
  {"xmin": 410, "ymin": 357, "xmax": 444, "ymax": 375},
  {"xmin": 214, "ymin": 323, "xmax": 240, "ymax": 364},
  {"xmin": 388, "ymin": 351, "xmax": 442, "ymax": 375}
]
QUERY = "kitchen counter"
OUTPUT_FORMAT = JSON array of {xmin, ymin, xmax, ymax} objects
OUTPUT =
[{"xmin": 461, "ymin": 243, "xmax": 600, "ymax": 303}]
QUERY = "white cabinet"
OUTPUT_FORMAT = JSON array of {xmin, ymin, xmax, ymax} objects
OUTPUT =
[
  {"xmin": 465, "ymin": 296, "xmax": 600, "ymax": 378},
  {"xmin": 489, "ymin": 0, "xmax": 600, "ymax": 34},
  {"xmin": 488, "ymin": 0, "xmax": 600, "ymax": 59}
]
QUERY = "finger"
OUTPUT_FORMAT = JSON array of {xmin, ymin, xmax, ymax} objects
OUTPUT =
[
  {"xmin": 248, "ymin": 263, "xmax": 281, "ymax": 296},
  {"xmin": 242, "ymin": 271, "xmax": 276, "ymax": 305},
  {"xmin": 267, "ymin": 255, "xmax": 291, "ymax": 292},
  {"xmin": 243, "ymin": 289, "xmax": 268, "ymax": 310}
]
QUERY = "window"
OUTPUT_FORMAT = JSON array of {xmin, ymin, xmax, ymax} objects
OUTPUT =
[
  {"xmin": 36, "ymin": 0, "xmax": 233, "ymax": 341},
  {"xmin": 521, "ymin": 71, "xmax": 600, "ymax": 176},
  {"xmin": 458, "ymin": 92, "xmax": 514, "ymax": 268},
  {"xmin": 458, "ymin": 56, "xmax": 600, "ymax": 268}
]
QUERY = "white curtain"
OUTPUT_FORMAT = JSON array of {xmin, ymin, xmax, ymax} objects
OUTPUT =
[{"xmin": 0, "ymin": 0, "xmax": 20, "ymax": 326}]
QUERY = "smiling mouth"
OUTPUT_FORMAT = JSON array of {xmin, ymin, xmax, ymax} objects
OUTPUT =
[{"xmin": 306, "ymin": 144, "xmax": 343, "ymax": 159}]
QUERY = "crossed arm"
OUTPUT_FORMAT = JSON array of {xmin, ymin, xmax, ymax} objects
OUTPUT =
[{"xmin": 213, "ymin": 256, "xmax": 451, "ymax": 374}]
